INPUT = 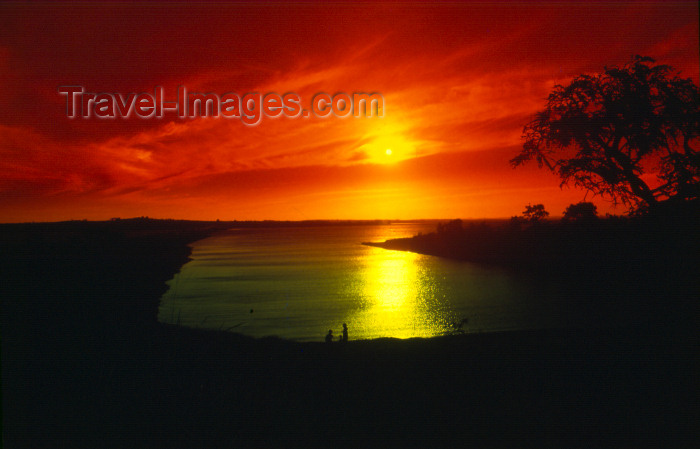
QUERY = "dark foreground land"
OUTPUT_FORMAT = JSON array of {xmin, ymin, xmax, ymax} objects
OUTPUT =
[{"xmin": 2, "ymin": 219, "xmax": 698, "ymax": 448}]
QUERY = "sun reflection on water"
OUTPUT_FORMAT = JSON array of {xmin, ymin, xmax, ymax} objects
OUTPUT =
[
  {"xmin": 349, "ymin": 247, "xmax": 453, "ymax": 340},
  {"xmin": 159, "ymin": 225, "xmax": 474, "ymax": 341}
]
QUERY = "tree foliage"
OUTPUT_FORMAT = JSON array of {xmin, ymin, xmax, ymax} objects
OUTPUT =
[
  {"xmin": 522, "ymin": 203, "xmax": 549, "ymax": 223},
  {"xmin": 562, "ymin": 202, "xmax": 598, "ymax": 222},
  {"xmin": 511, "ymin": 56, "xmax": 700, "ymax": 213}
]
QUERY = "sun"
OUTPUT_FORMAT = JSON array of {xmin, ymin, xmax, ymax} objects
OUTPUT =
[{"xmin": 356, "ymin": 119, "xmax": 417, "ymax": 164}]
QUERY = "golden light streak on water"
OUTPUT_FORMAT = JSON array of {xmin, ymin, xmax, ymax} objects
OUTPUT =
[{"xmin": 349, "ymin": 247, "xmax": 451, "ymax": 339}]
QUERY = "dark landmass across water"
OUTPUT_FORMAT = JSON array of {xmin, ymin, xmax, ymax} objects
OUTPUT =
[
  {"xmin": 2, "ymin": 218, "xmax": 698, "ymax": 448},
  {"xmin": 364, "ymin": 213, "xmax": 700, "ymax": 269}
]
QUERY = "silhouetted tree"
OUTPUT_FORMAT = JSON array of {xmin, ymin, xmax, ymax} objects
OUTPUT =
[
  {"xmin": 521, "ymin": 204, "xmax": 549, "ymax": 223},
  {"xmin": 511, "ymin": 56, "xmax": 700, "ymax": 214},
  {"xmin": 562, "ymin": 202, "xmax": 598, "ymax": 222}
]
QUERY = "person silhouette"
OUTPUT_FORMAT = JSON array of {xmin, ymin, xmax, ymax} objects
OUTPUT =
[
  {"xmin": 325, "ymin": 329, "xmax": 333, "ymax": 343},
  {"xmin": 341, "ymin": 323, "xmax": 348, "ymax": 343}
]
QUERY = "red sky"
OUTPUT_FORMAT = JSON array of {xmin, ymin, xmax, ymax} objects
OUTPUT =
[{"xmin": 1, "ymin": 1, "xmax": 698, "ymax": 222}]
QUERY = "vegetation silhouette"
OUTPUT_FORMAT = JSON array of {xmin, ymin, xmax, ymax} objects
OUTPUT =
[
  {"xmin": 562, "ymin": 202, "xmax": 598, "ymax": 222},
  {"xmin": 511, "ymin": 56, "xmax": 700, "ymax": 215},
  {"xmin": 517, "ymin": 203, "xmax": 549, "ymax": 223},
  {"xmin": 366, "ymin": 202, "xmax": 698, "ymax": 274}
]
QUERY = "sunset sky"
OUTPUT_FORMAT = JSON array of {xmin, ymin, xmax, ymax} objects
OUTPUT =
[{"xmin": 1, "ymin": 1, "xmax": 698, "ymax": 222}]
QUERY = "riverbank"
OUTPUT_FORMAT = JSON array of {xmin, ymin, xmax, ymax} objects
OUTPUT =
[
  {"xmin": 2, "ymin": 220, "xmax": 697, "ymax": 448},
  {"xmin": 365, "ymin": 212, "xmax": 700, "ymax": 270}
]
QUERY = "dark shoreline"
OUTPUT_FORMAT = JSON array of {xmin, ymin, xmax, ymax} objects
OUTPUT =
[{"xmin": 2, "ymin": 219, "xmax": 697, "ymax": 448}]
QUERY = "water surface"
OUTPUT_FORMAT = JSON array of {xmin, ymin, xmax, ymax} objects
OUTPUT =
[{"xmin": 159, "ymin": 222, "xmax": 575, "ymax": 341}]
